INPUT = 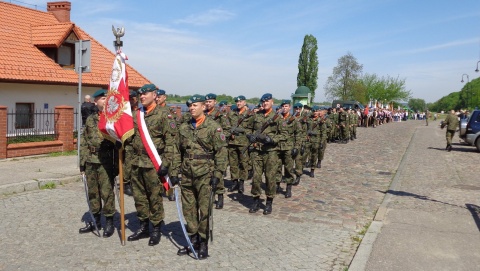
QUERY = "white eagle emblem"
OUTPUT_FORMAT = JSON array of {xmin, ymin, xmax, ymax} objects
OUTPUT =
[{"xmin": 106, "ymin": 95, "xmax": 120, "ymax": 115}]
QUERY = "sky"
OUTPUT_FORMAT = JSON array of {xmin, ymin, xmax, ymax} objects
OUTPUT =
[{"xmin": 19, "ymin": 0, "xmax": 480, "ymax": 103}]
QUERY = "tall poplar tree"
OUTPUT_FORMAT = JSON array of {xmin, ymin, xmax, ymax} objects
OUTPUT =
[{"xmin": 297, "ymin": 34, "xmax": 319, "ymax": 101}]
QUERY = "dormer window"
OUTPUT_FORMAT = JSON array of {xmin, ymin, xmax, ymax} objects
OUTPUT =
[{"xmin": 33, "ymin": 24, "xmax": 78, "ymax": 69}]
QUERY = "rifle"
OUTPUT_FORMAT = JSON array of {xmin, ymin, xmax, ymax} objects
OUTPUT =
[
  {"xmin": 242, "ymin": 109, "xmax": 283, "ymax": 154},
  {"xmin": 230, "ymin": 108, "xmax": 254, "ymax": 139},
  {"xmin": 82, "ymin": 173, "xmax": 101, "ymax": 237},
  {"xmin": 213, "ymin": 106, "xmax": 226, "ymax": 120}
]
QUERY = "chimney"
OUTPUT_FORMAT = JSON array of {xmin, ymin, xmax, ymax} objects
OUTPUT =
[{"xmin": 47, "ymin": 1, "xmax": 71, "ymax": 23}]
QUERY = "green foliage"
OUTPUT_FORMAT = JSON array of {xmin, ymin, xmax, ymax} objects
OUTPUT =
[
  {"xmin": 297, "ymin": 34, "xmax": 319, "ymax": 100},
  {"xmin": 40, "ymin": 182, "xmax": 56, "ymax": 190},
  {"xmin": 48, "ymin": 150, "xmax": 77, "ymax": 157},
  {"xmin": 429, "ymin": 92, "xmax": 460, "ymax": 112},
  {"xmin": 7, "ymin": 135, "xmax": 56, "ymax": 144},
  {"xmin": 324, "ymin": 52, "xmax": 363, "ymax": 100},
  {"xmin": 408, "ymin": 98, "xmax": 426, "ymax": 112},
  {"xmin": 429, "ymin": 77, "xmax": 480, "ymax": 112},
  {"xmin": 357, "ymin": 73, "xmax": 411, "ymax": 105}
]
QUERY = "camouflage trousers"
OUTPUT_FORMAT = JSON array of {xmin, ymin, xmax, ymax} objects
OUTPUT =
[
  {"xmin": 350, "ymin": 125, "xmax": 357, "ymax": 138},
  {"xmin": 228, "ymin": 145, "xmax": 249, "ymax": 181},
  {"xmin": 339, "ymin": 124, "xmax": 349, "ymax": 140},
  {"xmin": 446, "ymin": 130, "xmax": 456, "ymax": 145},
  {"xmin": 277, "ymin": 149, "xmax": 294, "ymax": 184},
  {"xmin": 131, "ymin": 166, "xmax": 165, "ymax": 226},
  {"xmin": 85, "ymin": 162, "xmax": 115, "ymax": 217},
  {"xmin": 294, "ymin": 143, "xmax": 305, "ymax": 176},
  {"xmin": 122, "ymin": 147, "xmax": 134, "ymax": 185},
  {"xmin": 302, "ymin": 141, "xmax": 312, "ymax": 166},
  {"xmin": 180, "ymin": 173, "xmax": 212, "ymax": 240},
  {"xmin": 251, "ymin": 150, "xmax": 279, "ymax": 198}
]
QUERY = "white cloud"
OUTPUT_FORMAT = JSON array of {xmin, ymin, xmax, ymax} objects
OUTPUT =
[
  {"xmin": 397, "ymin": 38, "xmax": 479, "ymax": 55},
  {"xmin": 175, "ymin": 9, "xmax": 235, "ymax": 26}
]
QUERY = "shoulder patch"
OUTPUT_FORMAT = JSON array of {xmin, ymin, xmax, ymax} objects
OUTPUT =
[
  {"xmin": 282, "ymin": 121, "xmax": 287, "ymax": 126},
  {"xmin": 216, "ymin": 127, "xmax": 222, "ymax": 132},
  {"xmin": 170, "ymin": 122, "xmax": 176, "ymax": 129},
  {"xmin": 167, "ymin": 114, "xmax": 173, "ymax": 119},
  {"xmin": 220, "ymin": 133, "xmax": 226, "ymax": 141}
]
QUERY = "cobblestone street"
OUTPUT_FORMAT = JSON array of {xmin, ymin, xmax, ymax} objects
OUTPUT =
[{"xmin": 2, "ymin": 119, "xmax": 471, "ymax": 270}]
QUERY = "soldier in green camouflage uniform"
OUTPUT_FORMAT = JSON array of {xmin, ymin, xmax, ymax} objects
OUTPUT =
[
  {"xmin": 176, "ymin": 94, "xmax": 228, "ymax": 259},
  {"xmin": 276, "ymin": 100, "xmax": 298, "ymax": 198},
  {"xmin": 338, "ymin": 107, "xmax": 348, "ymax": 143},
  {"xmin": 122, "ymin": 90, "xmax": 138, "ymax": 197},
  {"xmin": 301, "ymin": 106, "xmax": 312, "ymax": 167},
  {"xmin": 246, "ymin": 93, "xmax": 288, "ymax": 215},
  {"xmin": 226, "ymin": 95, "xmax": 253, "ymax": 194},
  {"xmin": 307, "ymin": 106, "xmax": 328, "ymax": 177},
  {"xmin": 79, "ymin": 89, "xmax": 116, "ymax": 238},
  {"xmin": 204, "ymin": 93, "xmax": 231, "ymax": 209},
  {"xmin": 441, "ymin": 109, "xmax": 459, "ymax": 152},
  {"xmin": 350, "ymin": 109, "xmax": 359, "ymax": 140},
  {"xmin": 127, "ymin": 84, "xmax": 181, "ymax": 246},
  {"xmin": 331, "ymin": 107, "xmax": 339, "ymax": 142},
  {"xmin": 293, "ymin": 103, "xmax": 307, "ymax": 185}
]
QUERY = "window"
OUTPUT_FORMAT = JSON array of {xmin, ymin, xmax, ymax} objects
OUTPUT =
[
  {"xmin": 15, "ymin": 103, "xmax": 34, "ymax": 129},
  {"xmin": 58, "ymin": 43, "xmax": 74, "ymax": 68}
]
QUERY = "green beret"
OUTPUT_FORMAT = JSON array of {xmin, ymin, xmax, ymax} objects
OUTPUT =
[
  {"xmin": 92, "ymin": 89, "xmax": 107, "ymax": 98},
  {"xmin": 156, "ymin": 89, "xmax": 166, "ymax": 95},
  {"xmin": 234, "ymin": 95, "xmax": 246, "ymax": 102},
  {"xmin": 280, "ymin": 99, "xmax": 291, "ymax": 106},
  {"xmin": 218, "ymin": 100, "xmax": 228, "ymax": 106},
  {"xmin": 312, "ymin": 105, "xmax": 320, "ymax": 111},
  {"xmin": 138, "ymin": 84, "xmax": 158, "ymax": 94},
  {"xmin": 186, "ymin": 94, "xmax": 205, "ymax": 106},
  {"xmin": 230, "ymin": 105, "xmax": 238, "ymax": 111},
  {"xmin": 129, "ymin": 90, "xmax": 137, "ymax": 98},
  {"xmin": 205, "ymin": 93, "xmax": 217, "ymax": 100},
  {"xmin": 293, "ymin": 103, "xmax": 303, "ymax": 109},
  {"xmin": 260, "ymin": 93, "xmax": 273, "ymax": 102}
]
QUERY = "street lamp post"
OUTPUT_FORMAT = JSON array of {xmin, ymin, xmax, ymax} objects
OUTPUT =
[{"xmin": 461, "ymin": 74, "xmax": 470, "ymax": 109}]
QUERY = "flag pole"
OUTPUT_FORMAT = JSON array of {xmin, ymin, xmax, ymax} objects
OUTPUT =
[{"xmin": 119, "ymin": 147, "xmax": 126, "ymax": 245}]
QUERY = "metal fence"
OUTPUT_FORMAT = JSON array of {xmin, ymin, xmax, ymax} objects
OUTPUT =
[{"xmin": 7, "ymin": 109, "xmax": 59, "ymax": 143}]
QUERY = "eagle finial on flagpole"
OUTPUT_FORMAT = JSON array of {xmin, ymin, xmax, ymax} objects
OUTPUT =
[{"xmin": 112, "ymin": 25, "xmax": 125, "ymax": 51}]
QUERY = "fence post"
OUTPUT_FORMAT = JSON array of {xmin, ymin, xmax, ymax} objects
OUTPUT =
[
  {"xmin": 0, "ymin": 106, "xmax": 6, "ymax": 159},
  {"xmin": 55, "ymin": 105, "xmax": 74, "ymax": 151}
]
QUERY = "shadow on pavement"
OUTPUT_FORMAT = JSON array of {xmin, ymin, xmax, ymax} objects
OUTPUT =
[
  {"xmin": 427, "ymin": 146, "xmax": 478, "ymax": 153},
  {"xmin": 377, "ymin": 190, "xmax": 467, "ymax": 209},
  {"xmin": 466, "ymin": 204, "xmax": 480, "ymax": 232}
]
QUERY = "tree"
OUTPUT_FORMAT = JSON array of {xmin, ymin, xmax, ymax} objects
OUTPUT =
[
  {"xmin": 297, "ymin": 34, "xmax": 318, "ymax": 101},
  {"xmin": 324, "ymin": 52, "xmax": 363, "ymax": 100},
  {"xmin": 357, "ymin": 73, "xmax": 411, "ymax": 103},
  {"xmin": 408, "ymin": 98, "xmax": 426, "ymax": 112}
]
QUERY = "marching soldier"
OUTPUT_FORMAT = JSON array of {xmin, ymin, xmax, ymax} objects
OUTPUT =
[
  {"xmin": 276, "ymin": 100, "xmax": 297, "ymax": 198},
  {"xmin": 307, "ymin": 106, "xmax": 328, "ymax": 177},
  {"xmin": 176, "ymin": 94, "xmax": 228, "ymax": 259},
  {"xmin": 441, "ymin": 109, "xmax": 459, "ymax": 152},
  {"xmin": 227, "ymin": 95, "xmax": 253, "ymax": 194},
  {"xmin": 205, "ymin": 93, "xmax": 231, "ymax": 209},
  {"xmin": 79, "ymin": 89, "xmax": 116, "ymax": 238},
  {"xmin": 293, "ymin": 103, "xmax": 307, "ymax": 185},
  {"xmin": 338, "ymin": 107, "xmax": 348, "ymax": 143},
  {"xmin": 246, "ymin": 93, "xmax": 287, "ymax": 215},
  {"xmin": 127, "ymin": 84, "xmax": 180, "ymax": 246}
]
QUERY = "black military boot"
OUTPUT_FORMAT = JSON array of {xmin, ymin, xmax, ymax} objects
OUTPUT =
[
  {"xmin": 248, "ymin": 169, "xmax": 253, "ymax": 180},
  {"xmin": 103, "ymin": 216, "xmax": 115, "ymax": 238},
  {"xmin": 316, "ymin": 161, "xmax": 322, "ymax": 168},
  {"xmin": 79, "ymin": 213, "xmax": 101, "ymax": 234},
  {"xmin": 178, "ymin": 233, "xmax": 200, "ymax": 256},
  {"xmin": 447, "ymin": 144, "xmax": 452, "ymax": 152},
  {"xmin": 276, "ymin": 183, "xmax": 282, "ymax": 194},
  {"xmin": 285, "ymin": 184, "xmax": 292, "ymax": 198},
  {"xmin": 124, "ymin": 183, "xmax": 133, "ymax": 197},
  {"xmin": 215, "ymin": 194, "xmax": 224, "ymax": 209},
  {"xmin": 293, "ymin": 175, "xmax": 301, "ymax": 186},
  {"xmin": 127, "ymin": 219, "xmax": 149, "ymax": 241},
  {"xmin": 263, "ymin": 197, "xmax": 273, "ymax": 215},
  {"xmin": 238, "ymin": 179, "xmax": 245, "ymax": 194},
  {"xmin": 228, "ymin": 180, "xmax": 239, "ymax": 192},
  {"xmin": 198, "ymin": 238, "xmax": 209, "ymax": 260},
  {"xmin": 309, "ymin": 169, "xmax": 315, "ymax": 178},
  {"xmin": 249, "ymin": 197, "xmax": 260, "ymax": 213},
  {"xmin": 148, "ymin": 220, "xmax": 164, "ymax": 246}
]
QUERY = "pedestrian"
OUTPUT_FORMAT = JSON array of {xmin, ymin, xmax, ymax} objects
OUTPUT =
[
  {"xmin": 441, "ymin": 109, "xmax": 459, "ymax": 152},
  {"xmin": 79, "ymin": 89, "xmax": 116, "ymax": 238},
  {"xmin": 81, "ymin": 94, "xmax": 97, "ymax": 126},
  {"xmin": 176, "ymin": 94, "xmax": 228, "ymax": 259},
  {"xmin": 127, "ymin": 83, "xmax": 180, "ymax": 246}
]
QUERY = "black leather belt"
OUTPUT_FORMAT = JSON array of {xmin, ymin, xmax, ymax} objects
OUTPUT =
[
  {"xmin": 88, "ymin": 146, "xmax": 102, "ymax": 153},
  {"xmin": 186, "ymin": 153, "xmax": 213, "ymax": 160}
]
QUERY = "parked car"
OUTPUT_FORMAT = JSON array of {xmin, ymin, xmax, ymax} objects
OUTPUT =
[{"xmin": 459, "ymin": 109, "xmax": 480, "ymax": 152}]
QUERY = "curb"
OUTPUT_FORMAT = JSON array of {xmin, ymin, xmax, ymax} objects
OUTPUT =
[{"xmin": 0, "ymin": 175, "xmax": 81, "ymax": 196}]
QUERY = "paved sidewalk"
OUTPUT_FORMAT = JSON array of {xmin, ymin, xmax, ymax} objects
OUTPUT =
[{"xmin": 350, "ymin": 123, "xmax": 480, "ymax": 271}]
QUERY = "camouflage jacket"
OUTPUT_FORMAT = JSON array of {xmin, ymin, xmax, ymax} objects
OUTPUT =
[
  {"xmin": 178, "ymin": 116, "xmax": 228, "ymax": 179},
  {"xmin": 277, "ymin": 113, "xmax": 299, "ymax": 151},
  {"xmin": 250, "ymin": 109, "xmax": 288, "ymax": 152},
  {"xmin": 294, "ymin": 113, "xmax": 308, "ymax": 148},
  {"xmin": 227, "ymin": 107, "xmax": 254, "ymax": 146},
  {"xmin": 307, "ymin": 116, "xmax": 328, "ymax": 143},
  {"xmin": 206, "ymin": 108, "xmax": 232, "ymax": 139},
  {"xmin": 131, "ymin": 105, "xmax": 180, "ymax": 175},
  {"xmin": 443, "ymin": 113, "xmax": 459, "ymax": 131},
  {"xmin": 338, "ymin": 111, "xmax": 347, "ymax": 125},
  {"xmin": 80, "ymin": 113, "xmax": 115, "ymax": 166}
]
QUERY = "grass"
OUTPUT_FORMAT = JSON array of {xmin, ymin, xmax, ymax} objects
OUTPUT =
[
  {"xmin": 48, "ymin": 150, "xmax": 77, "ymax": 157},
  {"xmin": 7, "ymin": 135, "xmax": 56, "ymax": 144},
  {"xmin": 40, "ymin": 181, "xmax": 56, "ymax": 190}
]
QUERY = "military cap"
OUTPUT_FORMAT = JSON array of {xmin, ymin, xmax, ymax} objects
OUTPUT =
[
  {"xmin": 230, "ymin": 105, "xmax": 238, "ymax": 111},
  {"xmin": 156, "ymin": 89, "xmax": 166, "ymax": 95},
  {"xmin": 303, "ymin": 104, "xmax": 312, "ymax": 110},
  {"xmin": 92, "ymin": 89, "xmax": 107, "ymax": 98},
  {"xmin": 218, "ymin": 100, "xmax": 228, "ymax": 106},
  {"xmin": 234, "ymin": 95, "xmax": 246, "ymax": 102},
  {"xmin": 129, "ymin": 90, "xmax": 137, "ymax": 98},
  {"xmin": 186, "ymin": 94, "xmax": 205, "ymax": 106},
  {"xmin": 293, "ymin": 102, "xmax": 303, "ymax": 109},
  {"xmin": 205, "ymin": 93, "xmax": 217, "ymax": 100},
  {"xmin": 260, "ymin": 93, "xmax": 273, "ymax": 102},
  {"xmin": 280, "ymin": 99, "xmax": 291, "ymax": 106},
  {"xmin": 138, "ymin": 83, "xmax": 158, "ymax": 94}
]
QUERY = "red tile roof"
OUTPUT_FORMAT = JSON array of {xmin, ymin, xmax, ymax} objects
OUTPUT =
[{"xmin": 0, "ymin": 1, "xmax": 151, "ymax": 88}]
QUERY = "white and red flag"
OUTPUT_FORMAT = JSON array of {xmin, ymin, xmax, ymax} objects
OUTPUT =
[{"xmin": 99, "ymin": 52, "xmax": 134, "ymax": 143}]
